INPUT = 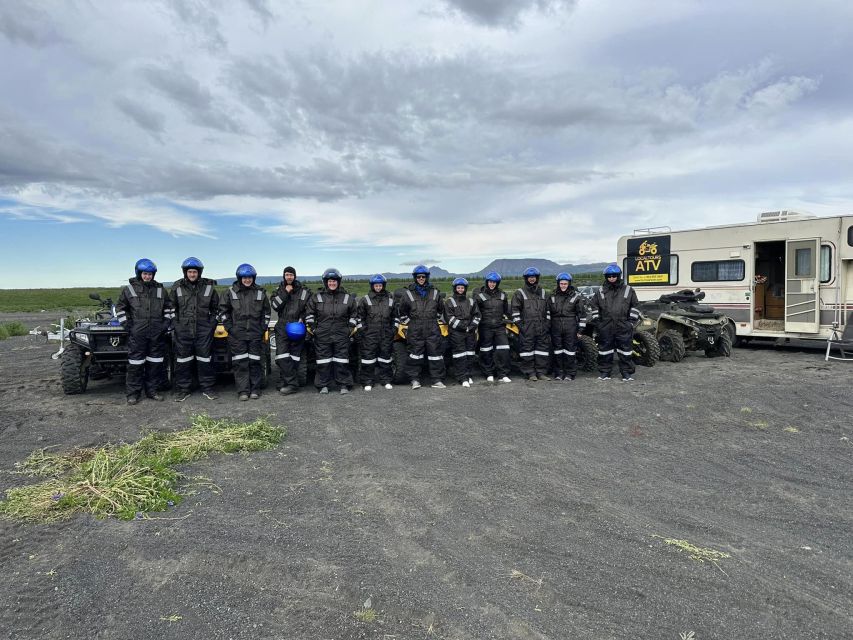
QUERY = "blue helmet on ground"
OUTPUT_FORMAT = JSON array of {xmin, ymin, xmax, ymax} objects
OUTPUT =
[
  {"xmin": 181, "ymin": 257, "xmax": 204, "ymax": 275},
  {"xmin": 368, "ymin": 274, "xmax": 387, "ymax": 285},
  {"xmin": 322, "ymin": 268, "xmax": 342, "ymax": 283},
  {"xmin": 285, "ymin": 321, "xmax": 307, "ymax": 340},
  {"xmin": 603, "ymin": 263, "xmax": 622, "ymax": 276},
  {"xmin": 412, "ymin": 265, "xmax": 430, "ymax": 280},
  {"xmin": 452, "ymin": 277, "xmax": 469, "ymax": 289},
  {"xmin": 523, "ymin": 266, "xmax": 541, "ymax": 278},
  {"xmin": 484, "ymin": 271, "xmax": 502, "ymax": 284},
  {"xmin": 134, "ymin": 258, "xmax": 157, "ymax": 278},
  {"xmin": 556, "ymin": 272, "xmax": 573, "ymax": 283},
  {"xmin": 236, "ymin": 263, "xmax": 257, "ymax": 279}
]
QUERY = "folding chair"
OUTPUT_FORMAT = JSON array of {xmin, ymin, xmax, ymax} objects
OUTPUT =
[{"xmin": 825, "ymin": 312, "xmax": 853, "ymax": 362}]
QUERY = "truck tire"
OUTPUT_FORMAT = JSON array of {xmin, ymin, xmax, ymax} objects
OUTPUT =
[
  {"xmin": 391, "ymin": 341, "xmax": 409, "ymax": 384},
  {"xmin": 632, "ymin": 330, "xmax": 660, "ymax": 367},
  {"xmin": 706, "ymin": 330, "xmax": 732, "ymax": 358},
  {"xmin": 61, "ymin": 344, "xmax": 89, "ymax": 395},
  {"xmin": 577, "ymin": 335, "xmax": 598, "ymax": 372},
  {"xmin": 658, "ymin": 330, "xmax": 686, "ymax": 362}
]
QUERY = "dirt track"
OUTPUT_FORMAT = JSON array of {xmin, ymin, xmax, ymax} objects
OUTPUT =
[{"xmin": 1, "ymin": 330, "xmax": 851, "ymax": 640}]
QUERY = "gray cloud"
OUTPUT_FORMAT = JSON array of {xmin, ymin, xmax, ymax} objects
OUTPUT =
[
  {"xmin": 441, "ymin": 0, "xmax": 574, "ymax": 28},
  {"xmin": 0, "ymin": 4, "xmax": 63, "ymax": 47},
  {"xmin": 114, "ymin": 97, "xmax": 166, "ymax": 139}
]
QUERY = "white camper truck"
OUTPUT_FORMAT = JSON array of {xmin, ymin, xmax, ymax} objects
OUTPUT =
[{"xmin": 616, "ymin": 211, "xmax": 853, "ymax": 344}]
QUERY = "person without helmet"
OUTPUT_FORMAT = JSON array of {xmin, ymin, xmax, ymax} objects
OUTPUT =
[
  {"xmin": 445, "ymin": 277, "xmax": 481, "ymax": 388},
  {"xmin": 589, "ymin": 263, "xmax": 640, "ymax": 381},
  {"xmin": 305, "ymin": 268, "xmax": 357, "ymax": 394},
  {"xmin": 218, "ymin": 264, "xmax": 271, "ymax": 400},
  {"xmin": 356, "ymin": 274, "xmax": 396, "ymax": 391},
  {"xmin": 397, "ymin": 265, "xmax": 447, "ymax": 389},
  {"xmin": 549, "ymin": 272, "xmax": 586, "ymax": 381},
  {"xmin": 474, "ymin": 271, "xmax": 512, "ymax": 383},
  {"xmin": 271, "ymin": 266, "xmax": 311, "ymax": 395},
  {"xmin": 170, "ymin": 257, "xmax": 219, "ymax": 401},
  {"xmin": 116, "ymin": 258, "xmax": 174, "ymax": 405},
  {"xmin": 511, "ymin": 266, "xmax": 552, "ymax": 381}
]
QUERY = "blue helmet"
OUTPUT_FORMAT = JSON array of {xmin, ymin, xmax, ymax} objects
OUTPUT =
[
  {"xmin": 556, "ymin": 272, "xmax": 572, "ymax": 283},
  {"xmin": 236, "ymin": 263, "xmax": 257, "ymax": 279},
  {"xmin": 134, "ymin": 258, "xmax": 157, "ymax": 278},
  {"xmin": 322, "ymin": 268, "xmax": 342, "ymax": 283},
  {"xmin": 523, "ymin": 266, "xmax": 541, "ymax": 278},
  {"xmin": 412, "ymin": 265, "xmax": 430, "ymax": 280},
  {"xmin": 181, "ymin": 256, "xmax": 204, "ymax": 275},
  {"xmin": 603, "ymin": 263, "xmax": 622, "ymax": 276},
  {"xmin": 368, "ymin": 274, "xmax": 387, "ymax": 285},
  {"xmin": 285, "ymin": 321, "xmax": 306, "ymax": 340},
  {"xmin": 484, "ymin": 271, "xmax": 502, "ymax": 284},
  {"xmin": 452, "ymin": 277, "xmax": 469, "ymax": 289}
]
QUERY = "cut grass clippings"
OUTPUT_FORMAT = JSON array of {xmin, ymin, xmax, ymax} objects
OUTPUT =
[
  {"xmin": 0, "ymin": 415, "xmax": 284, "ymax": 522},
  {"xmin": 653, "ymin": 535, "xmax": 731, "ymax": 573}
]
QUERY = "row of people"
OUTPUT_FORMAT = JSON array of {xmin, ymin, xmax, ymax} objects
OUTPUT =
[{"xmin": 115, "ymin": 259, "xmax": 639, "ymax": 404}]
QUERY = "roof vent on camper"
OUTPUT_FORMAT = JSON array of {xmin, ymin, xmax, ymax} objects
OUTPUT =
[{"xmin": 757, "ymin": 210, "xmax": 816, "ymax": 223}]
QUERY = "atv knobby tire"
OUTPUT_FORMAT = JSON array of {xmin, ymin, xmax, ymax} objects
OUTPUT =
[
  {"xmin": 577, "ymin": 335, "xmax": 598, "ymax": 372},
  {"xmin": 61, "ymin": 344, "xmax": 89, "ymax": 395},
  {"xmin": 658, "ymin": 329, "xmax": 686, "ymax": 362},
  {"xmin": 632, "ymin": 330, "xmax": 660, "ymax": 367},
  {"xmin": 706, "ymin": 329, "xmax": 732, "ymax": 358},
  {"xmin": 391, "ymin": 341, "xmax": 409, "ymax": 384},
  {"xmin": 260, "ymin": 342, "xmax": 271, "ymax": 388}
]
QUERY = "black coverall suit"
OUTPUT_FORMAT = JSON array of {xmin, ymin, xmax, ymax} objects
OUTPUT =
[
  {"xmin": 548, "ymin": 287, "xmax": 586, "ymax": 379},
  {"xmin": 271, "ymin": 280, "xmax": 311, "ymax": 389},
  {"xmin": 511, "ymin": 281, "xmax": 551, "ymax": 377},
  {"xmin": 306, "ymin": 286, "xmax": 357, "ymax": 389},
  {"xmin": 589, "ymin": 280, "xmax": 640, "ymax": 377},
  {"xmin": 398, "ymin": 284, "xmax": 446, "ymax": 384},
  {"xmin": 445, "ymin": 292, "xmax": 481, "ymax": 383},
  {"xmin": 474, "ymin": 286, "xmax": 511, "ymax": 378},
  {"xmin": 356, "ymin": 288, "xmax": 396, "ymax": 386},
  {"xmin": 170, "ymin": 277, "xmax": 219, "ymax": 393},
  {"xmin": 218, "ymin": 281, "xmax": 271, "ymax": 394},
  {"xmin": 116, "ymin": 277, "xmax": 173, "ymax": 398}
]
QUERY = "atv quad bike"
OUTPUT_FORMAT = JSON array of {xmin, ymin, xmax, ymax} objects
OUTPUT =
[{"xmin": 636, "ymin": 289, "xmax": 733, "ymax": 362}]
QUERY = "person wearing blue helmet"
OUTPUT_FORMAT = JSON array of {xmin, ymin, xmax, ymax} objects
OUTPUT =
[
  {"xmin": 170, "ymin": 257, "xmax": 219, "ymax": 401},
  {"xmin": 271, "ymin": 266, "xmax": 311, "ymax": 395},
  {"xmin": 589, "ymin": 263, "xmax": 640, "ymax": 381},
  {"xmin": 305, "ymin": 268, "xmax": 358, "ymax": 394},
  {"xmin": 116, "ymin": 258, "xmax": 174, "ymax": 404},
  {"xmin": 511, "ymin": 266, "xmax": 551, "ymax": 381},
  {"xmin": 397, "ymin": 265, "xmax": 447, "ymax": 389},
  {"xmin": 444, "ymin": 277, "xmax": 481, "ymax": 387},
  {"xmin": 356, "ymin": 274, "xmax": 396, "ymax": 391},
  {"xmin": 218, "ymin": 263, "xmax": 271, "ymax": 400},
  {"xmin": 474, "ymin": 271, "xmax": 512, "ymax": 383},
  {"xmin": 548, "ymin": 272, "xmax": 586, "ymax": 381}
]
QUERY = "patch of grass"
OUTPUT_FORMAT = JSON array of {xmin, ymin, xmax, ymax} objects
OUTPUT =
[
  {"xmin": 749, "ymin": 421, "xmax": 769, "ymax": 430},
  {"xmin": 0, "ymin": 415, "xmax": 285, "ymax": 522},
  {"xmin": 0, "ymin": 325, "xmax": 8, "ymax": 340},
  {"xmin": 653, "ymin": 535, "xmax": 731, "ymax": 566},
  {"xmin": 2, "ymin": 321, "xmax": 29, "ymax": 336},
  {"xmin": 784, "ymin": 426, "xmax": 801, "ymax": 433},
  {"xmin": 740, "ymin": 407, "xmax": 752, "ymax": 414},
  {"xmin": 353, "ymin": 608, "xmax": 378, "ymax": 623}
]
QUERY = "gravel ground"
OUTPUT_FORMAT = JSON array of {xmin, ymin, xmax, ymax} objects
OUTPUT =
[{"xmin": 0, "ymin": 329, "xmax": 851, "ymax": 640}]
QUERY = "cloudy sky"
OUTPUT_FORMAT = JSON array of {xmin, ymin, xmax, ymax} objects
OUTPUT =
[{"xmin": 2, "ymin": 0, "xmax": 852, "ymax": 286}]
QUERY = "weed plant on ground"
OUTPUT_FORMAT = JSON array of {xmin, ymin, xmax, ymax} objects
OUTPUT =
[
  {"xmin": 2, "ymin": 321, "xmax": 29, "ymax": 336},
  {"xmin": 0, "ymin": 325, "xmax": 8, "ymax": 340},
  {"xmin": 0, "ymin": 415, "xmax": 285, "ymax": 522}
]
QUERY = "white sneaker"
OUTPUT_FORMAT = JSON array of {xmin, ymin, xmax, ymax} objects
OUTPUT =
[
  {"xmin": 486, "ymin": 375, "xmax": 495, "ymax": 383},
  {"xmin": 384, "ymin": 383, "xmax": 393, "ymax": 390},
  {"xmin": 462, "ymin": 380, "xmax": 470, "ymax": 388},
  {"xmin": 364, "ymin": 385, "xmax": 372, "ymax": 391},
  {"xmin": 411, "ymin": 380, "xmax": 422, "ymax": 389},
  {"xmin": 431, "ymin": 381, "xmax": 446, "ymax": 389},
  {"xmin": 468, "ymin": 377, "xmax": 474, "ymax": 385},
  {"xmin": 499, "ymin": 376, "xmax": 511, "ymax": 383}
]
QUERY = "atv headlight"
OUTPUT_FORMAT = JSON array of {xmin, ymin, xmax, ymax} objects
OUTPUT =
[{"xmin": 72, "ymin": 331, "xmax": 89, "ymax": 345}]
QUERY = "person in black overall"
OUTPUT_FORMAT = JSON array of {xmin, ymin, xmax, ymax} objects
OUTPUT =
[
  {"xmin": 397, "ymin": 265, "xmax": 446, "ymax": 389},
  {"xmin": 548, "ymin": 272, "xmax": 586, "ymax": 381},
  {"xmin": 271, "ymin": 266, "xmax": 311, "ymax": 395},
  {"xmin": 356, "ymin": 274, "xmax": 396, "ymax": 391},
  {"xmin": 474, "ymin": 271, "xmax": 512, "ymax": 383},
  {"xmin": 445, "ymin": 277, "xmax": 481, "ymax": 387},
  {"xmin": 170, "ymin": 257, "xmax": 219, "ymax": 401},
  {"xmin": 218, "ymin": 263, "xmax": 271, "ymax": 400},
  {"xmin": 305, "ymin": 268, "xmax": 357, "ymax": 394},
  {"xmin": 511, "ymin": 266, "xmax": 551, "ymax": 381},
  {"xmin": 116, "ymin": 258, "xmax": 173, "ymax": 405},
  {"xmin": 589, "ymin": 263, "xmax": 640, "ymax": 382}
]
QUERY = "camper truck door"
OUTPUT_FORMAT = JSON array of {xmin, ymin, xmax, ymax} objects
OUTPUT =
[{"xmin": 784, "ymin": 238, "xmax": 821, "ymax": 333}]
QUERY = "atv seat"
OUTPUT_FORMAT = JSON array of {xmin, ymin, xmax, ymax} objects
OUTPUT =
[
  {"xmin": 659, "ymin": 289, "xmax": 706, "ymax": 304},
  {"xmin": 825, "ymin": 313, "xmax": 853, "ymax": 362}
]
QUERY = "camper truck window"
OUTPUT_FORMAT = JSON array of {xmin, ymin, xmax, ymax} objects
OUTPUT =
[
  {"xmin": 691, "ymin": 260, "xmax": 745, "ymax": 282},
  {"xmin": 820, "ymin": 245, "xmax": 831, "ymax": 283},
  {"xmin": 848, "ymin": 225, "xmax": 853, "ymax": 246}
]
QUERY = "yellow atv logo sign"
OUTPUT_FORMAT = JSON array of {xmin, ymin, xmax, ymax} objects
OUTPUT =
[{"xmin": 638, "ymin": 240, "xmax": 658, "ymax": 256}]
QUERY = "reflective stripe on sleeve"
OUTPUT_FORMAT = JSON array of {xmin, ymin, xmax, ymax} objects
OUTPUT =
[
  {"xmin": 617, "ymin": 349, "xmax": 633, "ymax": 356},
  {"xmin": 478, "ymin": 345, "xmax": 494, "ymax": 352},
  {"xmin": 195, "ymin": 356, "xmax": 211, "ymax": 362},
  {"xmin": 331, "ymin": 357, "xmax": 349, "ymax": 364},
  {"xmin": 176, "ymin": 355, "xmax": 195, "ymax": 363},
  {"xmin": 248, "ymin": 353, "xmax": 261, "ymax": 360},
  {"xmin": 315, "ymin": 357, "xmax": 332, "ymax": 364},
  {"xmin": 518, "ymin": 351, "xmax": 534, "ymax": 357},
  {"xmin": 231, "ymin": 353, "xmax": 249, "ymax": 361},
  {"xmin": 533, "ymin": 350, "xmax": 550, "ymax": 356},
  {"xmin": 361, "ymin": 358, "xmax": 377, "ymax": 365},
  {"xmin": 495, "ymin": 345, "xmax": 510, "ymax": 350},
  {"xmin": 275, "ymin": 353, "xmax": 291, "ymax": 360},
  {"xmin": 377, "ymin": 357, "xmax": 392, "ymax": 363},
  {"xmin": 128, "ymin": 358, "xmax": 145, "ymax": 365},
  {"xmin": 598, "ymin": 349, "xmax": 614, "ymax": 356},
  {"xmin": 427, "ymin": 355, "xmax": 443, "ymax": 361},
  {"xmin": 146, "ymin": 356, "xmax": 164, "ymax": 363}
]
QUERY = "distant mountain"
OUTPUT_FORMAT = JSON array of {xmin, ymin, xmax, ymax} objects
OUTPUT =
[{"xmin": 227, "ymin": 261, "xmax": 605, "ymax": 285}]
